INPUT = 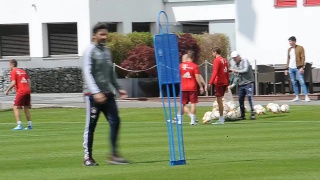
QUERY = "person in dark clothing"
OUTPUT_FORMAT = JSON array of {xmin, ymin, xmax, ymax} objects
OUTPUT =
[
  {"xmin": 82, "ymin": 22, "xmax": 129, "ymax": 166},
  {"xmin": 229, "ymin": 51, "xmax": 256, "ymax": 120}
]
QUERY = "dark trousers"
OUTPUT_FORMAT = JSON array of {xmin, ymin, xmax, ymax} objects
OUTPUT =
[
  {"xmin": 238, "ymin": 83, "xmax": 254, "ymax": 118},
  {"xmin": 83, "ymin": 93, "xmax": 120, "ymax": 159}
]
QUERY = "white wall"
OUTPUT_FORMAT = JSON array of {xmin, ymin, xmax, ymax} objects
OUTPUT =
[
  {"xmin": 0, "ymin": 0, "xmax": 91, "ymax": 57},
  {"xmin": 164, "ymin": 0, "xmax": 235, "ymax": 22},
  {"xmin": 89, "ymin": 0, "xmax": 164, "ymax": 34},
  {"xmin": 165, "ymin": 1, "xmax": 236, "ymax": 50},
  {"xmin": 209, "ymin": 20, "xmax": 236, "ymax": 51},
  {"xmin": 235, "ymin": 0, "xmax": 320, "ymax": 67}
]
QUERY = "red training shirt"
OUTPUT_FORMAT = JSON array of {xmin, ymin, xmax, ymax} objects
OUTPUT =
[
  {"xmin": 209, "ymin": 56, "xmax": 229, "ymax": 86},
  {"xmin": 180, "ymin": 61, "xmax": 200, "ymax": 91},
  {"xmin": 10, "ymin": 68, "xmax": 31, "ymax": 95}
]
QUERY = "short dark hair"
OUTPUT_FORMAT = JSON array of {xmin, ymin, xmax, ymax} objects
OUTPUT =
[
  {"xmin": 288, "ymin": 36, "xmax": 296, "ymax": 42},
  {"xmin": 187, "ymin": 50, "xmax": 195, "ymax": 60},
  {"xmin": 92, "ymin": 22, "xmax": 109, "ymax": 34},
  {"xmin": 10, "ymin": 59, "xmax": 18, "ymax": 67},
  {"xmin": 213, "ymin": 47, "xmax": 221, "ymax": 55}
]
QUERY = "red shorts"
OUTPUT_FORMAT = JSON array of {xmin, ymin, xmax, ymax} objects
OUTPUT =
[
  {"xmin": 215, "ymin": 85, "xmax": 228, "ymax": 97},
  {"xmin": 14, "ymin": 94, "xmax": 31, "ymax": 107},
  {"xmin": 181, "ymin": 91, "xmax": 198, "ymax": 104}
]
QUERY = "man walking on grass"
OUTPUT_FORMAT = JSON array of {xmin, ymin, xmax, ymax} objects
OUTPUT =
[
  {"xmin": 82, "ymin": 22, "xmax": 129, "ymax": 166},
  {"xmin": 176, "ymin": 50, "xmax": 204, "ymax": 125}
]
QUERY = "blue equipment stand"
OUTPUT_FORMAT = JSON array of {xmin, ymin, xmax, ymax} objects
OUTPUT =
[{"xmin": 153, "ymin": 11, "xmax": 186, "ymax": 166}]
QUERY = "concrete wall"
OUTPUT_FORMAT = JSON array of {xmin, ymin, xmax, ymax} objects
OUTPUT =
[
  {"xmin": 0, "ymin": 0, "xmax": 236, "ymax": 69},
  {"xmin": 89, "ymin": 0, "xmax": 164, "ymax": 34},
  {"xmin": 235, "ymin": 0, "xmax": 320, "ymax": 67},
  {"xmin": 0, "ymin": 0, "xmax": 90, "ymax": 69},
  {"xmin": 164, "ymin": 0, "xmax": 236, "ymax": 50}
]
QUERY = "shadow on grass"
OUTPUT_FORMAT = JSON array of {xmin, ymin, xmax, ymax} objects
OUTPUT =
[
  {"xmin": 214, "ymin": 158, "xmax": 266, "ymax": 164},
  {"xmin": 132, "ymin": 157, "xmax": 206, "ymax": 165},
  {"xmin": 258, "ymin": 114, "xmax": 289, "ymax": 119}
]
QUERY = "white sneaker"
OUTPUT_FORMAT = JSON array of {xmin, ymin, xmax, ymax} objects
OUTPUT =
[
  {"xmin": 12, "ymin": 125, "xmax": 23, "ymax": 130},
  {"xmin": 212, "ymin": 118, "xmax": 225, "ymax": 125},
  {"xmin": 305, "ymin": 97, "xmax": 311, "ymax": 102},
  {"xmin": 190, "ymin": 120, "xmax": 197, "ymax": 125},
  {"xmin": 291, "ymin": 97, "xmax": 300, "ymax": 102}
]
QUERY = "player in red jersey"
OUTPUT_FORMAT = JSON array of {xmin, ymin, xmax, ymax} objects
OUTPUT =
[
  {"xmin": 177, "ymin": 50, "xmax": 204, "ymax": 125},
  {"xmin": 208, "ymin": 47, "xmax": 230, "ymax": 125},
  {"xmin": 5, "ymin": 59, "xmax": 33, "ymax": 130}
]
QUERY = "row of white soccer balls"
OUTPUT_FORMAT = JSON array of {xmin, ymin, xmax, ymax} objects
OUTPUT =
[
  {"xmin": 203, "ymin": 102, "xmax": 290, "ymax": 121},
  {"xmin": 212, "ymin": 101, "xmax": 290, "ymax": 114}
]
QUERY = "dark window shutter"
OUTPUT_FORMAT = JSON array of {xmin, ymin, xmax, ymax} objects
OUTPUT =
[
  {"xmin": 0, "ymin": 25, "xmax": 30, "ymax": 56},
  {"xmin": 48, "ymin": 23, "xmax": 78, "ymax": 55}
]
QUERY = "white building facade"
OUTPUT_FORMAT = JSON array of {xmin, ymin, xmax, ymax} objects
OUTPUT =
[
  {"xmin": 235, "ymin": 0, "xmax": 320, "ymax": 67},
  {"xmin": 0, "ymin": 0, "xmax": 235, "ymax": 70},
  {"xmin": 0, "ymin": 0, "xmax": 319, "ymax": 70}
]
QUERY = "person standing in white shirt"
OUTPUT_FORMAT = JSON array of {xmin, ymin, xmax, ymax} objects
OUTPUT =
[{"xmin": 284, "ymin": 36, "xmax": 310, "ymax": 102}]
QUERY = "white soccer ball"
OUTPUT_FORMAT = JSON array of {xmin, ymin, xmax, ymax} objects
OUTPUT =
[
  {"xmin": 254, "ymin": 104, "xmax": 263, "ymax": 112},
  {"xmin": 226, "ymin": 101, "xmax": 237, "ymax": 110},
  {"xmin": 212, "ymin": 110, "xmax": 220, "ymax": 120},
  {"xmin": 270, "ymin": 104, "xmax": 280, "ymax": 113},
  {"xmin": 226, "ymin": 111, "xmax": 234, "ymax": 119},
  {"xmin": 256, "ymin": 107, "xmax": 266, "ymax": 115},
  {"xmin": 223, "ymin": 103, "xmax": 230, "ymax": 112},
  {"xmin": 202, "ymin": 111, "xmax": 212, "ymax": 123},
  {"xmin": 231, "ymin": 110, "xmax": 241, "ymax": 119},
  {"xmin": 266, "ymin": 103, "xmax": 274, "ymax": 111},
  {"xmin": 280, "ymin": 104, "xmax": 290, "ymax": 113},
  {"xmin": 223, "ymin": 110, "xmax": 227, "ymax": 117},
  {"xmin": 202, "ymin": 111, "xmax": 212, "ymax": 121}
]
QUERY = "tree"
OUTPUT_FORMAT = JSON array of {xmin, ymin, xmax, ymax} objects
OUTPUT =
[
  {"xmin": 120, "ymin": 45, "xmax": 157, "ymax": 78},
  {"xmin": 177, "ymin": 33, "xmax": 200, "ymax": 63}
]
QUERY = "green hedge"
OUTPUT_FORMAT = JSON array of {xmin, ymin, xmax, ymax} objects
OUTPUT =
[{"xmin": 106, "ymin": 32, "xmax": 230, "ymax": 78}]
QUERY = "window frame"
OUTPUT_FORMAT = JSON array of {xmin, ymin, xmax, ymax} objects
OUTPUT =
[
  {"xmin": 0, "ymin": 24, "xmax": 30, "ymax": 58},
  {"xmin": 304, "ymin": 0, "xmax": 320, "ymax": 6},
  {"xmin": 132, "ymin": 22, "xmax": 151, "ymax": 33},
  {"xmin": 47, "ymin": 22, "xmax": 78, "ymax": 56},
  {"xmin": 274, "ymin": 0, "xmax": 297, "ymax": 7}
]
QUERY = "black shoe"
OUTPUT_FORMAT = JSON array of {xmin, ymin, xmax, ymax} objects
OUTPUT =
[
  {"xmin": 240, "ymin": 117, "xmax": 246, "ymax": 120},
  {"xmin": 107, "ymin": 155, "xmax": 129, "ymax": 165},
  {"xmin": 250, "ymin": 114, "xmax": 256, "ymax": 120},
  {"xmin": 83, "ymin": 157, "xmax": 99, "ymax": 166}
]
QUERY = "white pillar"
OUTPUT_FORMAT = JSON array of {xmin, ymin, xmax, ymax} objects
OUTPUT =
[
  {"xmin": 29, "ymin": 3, "xmax": 48, "ymax": 58},
  {"xmin": 119, "ymin": 22, "xmax": 132, "ymax": 34}
]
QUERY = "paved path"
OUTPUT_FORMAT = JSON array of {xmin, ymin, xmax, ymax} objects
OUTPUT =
[{"xmin": 0, "ymin": 93, "xmax": 318, "ymax": 110}]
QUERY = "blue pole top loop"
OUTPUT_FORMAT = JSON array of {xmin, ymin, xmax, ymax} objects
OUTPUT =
[{"xmin": 157, "ymin": 11, "xmax": 169, "ymax": 35}]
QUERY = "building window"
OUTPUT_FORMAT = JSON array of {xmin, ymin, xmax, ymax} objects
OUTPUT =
[
  {"xmin": 304, "ymin": 0, "xmax": 320, "ymax": 5},
  {"xmin": 275, "ymin": 0, "xmax": 297, "ymax": 7},
  {"xmin": 106, "ymin": 23, "xmax": 117, "ymax": 32},
  {"xmin": 132, "ymin": 23, "xmax": 150, "ymax": 32},
  {"xmin": 48, "ymin": 23, "xmax": 78, "ymax": 55},
  {"xmin": 182, "ymin": 22, "xmax": 209, "ymax": 34},
  {"xmin": 0, "ymin": 24, "xmax": 30, "ymax": 57}
]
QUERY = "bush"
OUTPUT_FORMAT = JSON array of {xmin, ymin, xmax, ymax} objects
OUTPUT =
[
  {"xmin": 107, "ymin": 33, "xmax": 135, "ymax": 78},
  {"xmin": 107, "ymin": 33, "xmax": 134, "ymax": 65},
  {"xmin": 120, "ymin": 45, "xmax": 157, "ymax": 78},
  {"xmin": 177, "ymin": 33, "xmax": 200, "ymax": 63},
  {"xmin": 127, "ymin": 32, "xmax": 153, "ymax": 47},
  {"xmin": 195, "ymin": 33, "xmax": 231, "ymax": 64}
]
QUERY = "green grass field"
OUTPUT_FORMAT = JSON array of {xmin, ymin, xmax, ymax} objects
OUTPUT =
[{"xmin": 1, "ymin": 106, "xmax": 320, "ymax": 180}]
